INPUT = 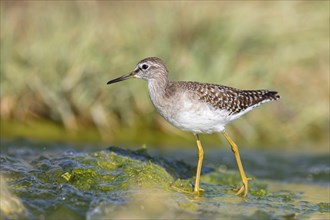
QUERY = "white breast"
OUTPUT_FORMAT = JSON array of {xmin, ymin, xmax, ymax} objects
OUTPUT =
[{"xmin": 160, "ymin": 93, "xmax": 231, "ymax": 134}]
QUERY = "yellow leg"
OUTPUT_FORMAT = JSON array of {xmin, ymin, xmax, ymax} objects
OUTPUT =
[
  {"xmin": 194, "ymin": 134, "xmax": 204, "ymax": 194},
  {"xmin": 223, "ymin": 131, "xmax": 252, "ymax": 198}
]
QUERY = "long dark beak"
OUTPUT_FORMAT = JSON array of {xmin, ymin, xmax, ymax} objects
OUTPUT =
[{"xmin": 107, "ymin": 71, "xmax": 136, "ymax": 85}]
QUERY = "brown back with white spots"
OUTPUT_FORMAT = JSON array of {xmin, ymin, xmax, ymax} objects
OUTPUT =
[{"xmin": 167, "ymin": 81, "xmax": 280, "ymax": 115}]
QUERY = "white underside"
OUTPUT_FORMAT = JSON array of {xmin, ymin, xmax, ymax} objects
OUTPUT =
[
  {"xmin": 168, "ymin": 106, "xmax": 229, "ymax": 133},
  {"xmin": 156, "ymin": 93, "xmax": 271, "ymax": 134}
]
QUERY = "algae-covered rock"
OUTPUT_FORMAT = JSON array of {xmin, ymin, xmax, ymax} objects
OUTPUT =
[{"xmin": 1, "ymin": 143, "xmax": 329, "ymax": 219}]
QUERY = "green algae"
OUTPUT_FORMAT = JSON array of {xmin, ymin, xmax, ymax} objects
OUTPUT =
[
  {"xmin": 58, "ymin": 149, "xmax": 176, "ymax": 193},
  {"xmin": 0, "ymin": 140, "xmax": 329, "ymax": 219},
  {"xmin": 318, "ymin": 202, "xmax": 330, "ymax": 213}
]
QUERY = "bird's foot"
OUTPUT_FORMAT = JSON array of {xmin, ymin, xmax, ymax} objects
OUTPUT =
[
  {"xmin": 233, "ymin": 176, "xmax": 252, "ymax": 198},
  {"xmin": 193, "ymin": 187, "xmax": 205, "ymax": 195},
  {"xmin": 170, "ymin": 183, "xmax": 204, "ymax": 195}
]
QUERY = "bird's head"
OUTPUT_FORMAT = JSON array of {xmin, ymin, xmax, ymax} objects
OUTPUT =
[{"xmin": 107, "ymin": 57, "xmax": 168, "ymax": 85}]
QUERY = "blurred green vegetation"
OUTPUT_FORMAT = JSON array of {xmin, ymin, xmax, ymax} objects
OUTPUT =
[{"xmin": 0, "ymin": 1, "xmax": 329, "ymax": 149}]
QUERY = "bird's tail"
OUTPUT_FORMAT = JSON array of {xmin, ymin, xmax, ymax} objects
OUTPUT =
[
  {"xmin": 264, "ymin": 90, "xmax": 280, "ymax": 101},
  {"xmin": 239, "ymin": 89, "xmax": 280, "ymax": 110}
]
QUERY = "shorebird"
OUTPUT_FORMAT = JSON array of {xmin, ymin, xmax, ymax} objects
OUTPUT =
[{"xmin": 107, "ymin": 57, "xmax": 280, "ymax": 197}]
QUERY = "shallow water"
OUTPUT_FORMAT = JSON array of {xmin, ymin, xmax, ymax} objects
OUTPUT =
[{"xmin": 0, "ymin": 139, "xmax": 329, "ymax": 219}]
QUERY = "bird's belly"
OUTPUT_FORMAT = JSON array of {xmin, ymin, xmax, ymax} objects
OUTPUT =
[{"xmin": 162, "ymin": 105, "xmax": 230, "ymax": 134}]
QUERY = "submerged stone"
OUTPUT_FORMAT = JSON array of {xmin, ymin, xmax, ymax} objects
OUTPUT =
[{"xmin": 1, "ymin": 143, "xmax": 329, "ymax": 219}]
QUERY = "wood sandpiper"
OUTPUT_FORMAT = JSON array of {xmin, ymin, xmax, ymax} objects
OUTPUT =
[{"xmin": 107, "ymin": 57, "xmax": 280, "ymax": 197}]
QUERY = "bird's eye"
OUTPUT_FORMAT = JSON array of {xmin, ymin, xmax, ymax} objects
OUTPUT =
[{"xmin": 142, "ymin": 64, "xmax": 149, "ymax": 70}]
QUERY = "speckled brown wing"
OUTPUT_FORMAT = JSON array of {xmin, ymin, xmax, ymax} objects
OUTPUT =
[{"xmin": 177, "ymin": 81, "xmax": 280, "ymax": 115}]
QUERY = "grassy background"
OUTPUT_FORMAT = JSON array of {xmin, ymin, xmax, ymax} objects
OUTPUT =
[{"xmin": 1, "ymin": 1, "xmax": 329, "ymax": 150}]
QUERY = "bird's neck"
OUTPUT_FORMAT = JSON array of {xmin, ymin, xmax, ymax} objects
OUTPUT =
[{"xmin": 147, "ymin": 77, "xmax": 169, "ymax": 109}]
